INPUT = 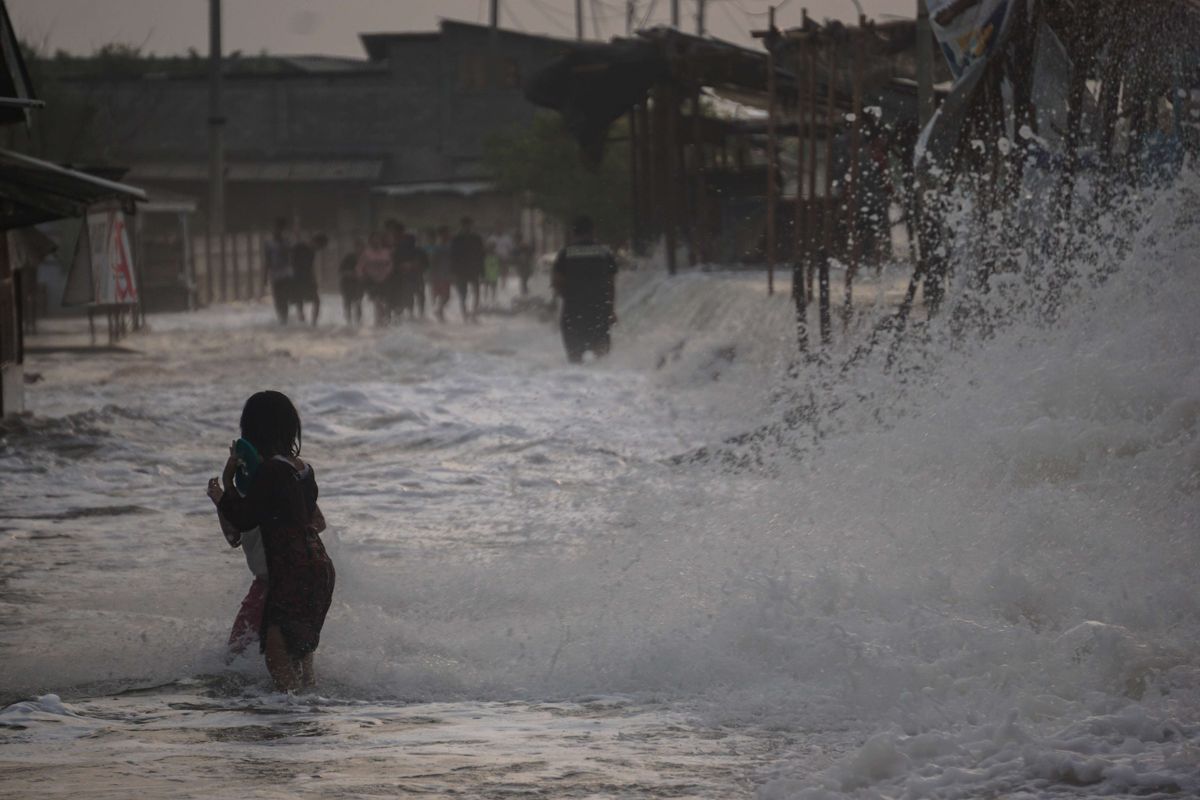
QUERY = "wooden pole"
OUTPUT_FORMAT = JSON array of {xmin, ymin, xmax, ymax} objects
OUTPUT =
[
  {"xmin": 637, "ymin": 101, "xmax": 652, "ymax": 242},
  {"xmin": 208, "ymin": 0, "xmax": 226, "ymax": 296},
  {"xmin": 765, "ymin": 5, "xmax": 778, "ymax": 295},
  {"xmin": 221, "ymin": 233, "xmax": 230, "ymax": 302},
  {"xmin": 691, "ymin": 81, "xmax": 705, "ymax": 264},
  {"xmin": 629, "ymin": 107, "xmax": 641, "ymax": 253},
  {"xmin": 845, "ymin": 22, "xmax": 864, "ymax": 325},
  {"xmin": 806, "ymin": 44, "xmax": 818, "ymax": 304},
  {"xmin": 793, "ymin": 46, "xmax": 808, "ymax": 352},
  {"xmin": 660, "ymin": 84, "xmax": 678, "ymax": 275},
  {"xmin": 676, "ymin": 80, "xmax": 696, "ymax": 266},
  {"xmin": 819, "ymin": 40, "xmax": 837, "ymax": 346},
  {"xmin": 231, "ymin": 230, "xmax": 241, "ymax": 300},
  {"xmin": 204, "ymin": 233, "xmax": 213, "ymax": 306}
]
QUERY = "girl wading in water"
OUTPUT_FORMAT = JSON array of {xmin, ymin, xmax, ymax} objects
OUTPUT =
[{"xmin": 210, "ymin": 391, "xmax": 336, "ymax": 691}]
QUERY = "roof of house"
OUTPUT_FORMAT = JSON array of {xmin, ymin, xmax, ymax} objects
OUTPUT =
[
  {"xmin": 126, "ymin": 159, "xmax": 386, "ymax": 183},
  {"xmin": 0, "ymin": 147, "xmax": 146, "ymax": 230},
  {"xmin": 0, "ymin": 0, "xmax": 38, "ymax": 125},
  {"xmin": 360, "ymin": 19, "xmax": 572, "ymax": 62}
]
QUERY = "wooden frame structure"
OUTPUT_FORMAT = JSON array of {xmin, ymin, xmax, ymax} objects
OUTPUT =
[
  {"xmin": 913, "ymin": 0, "xmax": 1200, "ymax": 316},
  {"xmin": 759, "ymin": 15, "xmax": 933, "ymax": 350}
]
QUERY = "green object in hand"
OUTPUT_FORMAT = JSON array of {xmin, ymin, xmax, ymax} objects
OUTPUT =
[{"xmin": 232, "ymin": 438, "xmax": 262, "ymax": 494}]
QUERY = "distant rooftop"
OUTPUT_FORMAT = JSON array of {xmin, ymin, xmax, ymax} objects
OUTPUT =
[{"xmin": 360, "ymin": 19, "xmax": 572, "ymax": 62}]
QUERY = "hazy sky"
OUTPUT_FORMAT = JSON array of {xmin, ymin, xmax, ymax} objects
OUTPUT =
[{"xmin": 11, "ymin": 1, "xmax": 916, "ymax": 58}]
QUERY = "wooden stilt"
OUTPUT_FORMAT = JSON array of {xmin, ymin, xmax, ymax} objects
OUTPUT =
[
  {"xmin": 845, "ymin": 25, "xmax": 864, "ymax": 326},
  {"xmin": 629, "ymin": 107, "xmax": 641, "ymax": 253},
  {"xmin": 691, "ymin": 81, "xmax": 706, "ymax": 264},
  {"xmin": 806, "ymin": 45, "xmax": 819, "ymax": 304},
  {"xmin": 819, "ymin": 41, "xmax": 837, "ymax": 346},
  {"xmin": 766, "ymin": 23, "xmax": 778, "ymax": 295},
  {"xmin": 793, "ymin": 45, "xmax": 808, "ymax": 352}
]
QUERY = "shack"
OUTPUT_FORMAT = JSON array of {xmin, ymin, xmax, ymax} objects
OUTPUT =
[
  {"xmin": 527, "ymin": 18, "xmax": 944, "ymax": 347},
  {"xmin": 0, "ymin": 0, "xmax": 146, "ymax": 417}
]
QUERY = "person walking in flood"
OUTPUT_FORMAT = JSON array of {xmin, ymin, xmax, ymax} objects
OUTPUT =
[
  {"xmin": 357, "ymin": 232, "xmax": 395, "ymax": 326},
  {"xmin": 263, "ymin": 218, "xmax": 294, "ymax": 325},
  {"xmin": 513, "ymin": 232, "xmax": 534, "ymax": 296},
  {"xmin": 390, "ymin": 220, "xmax": 427, "ymax": 320},
  {"xmin": 339, "ymin": 237, "xmax": 365, "ymax": 326},
  {"xmin": 552, "ymin": 215, "xmax": 618, "ymax": 363},
  {"xmin": 211, "ymin": 391, "xmax": 335, "ymax": 692},
  {"xmin": 427, "ymin": 226, "xmax": 454, "ymax": 322},
  {"xmin": 291, "ymin": 232, "xmax": 327, "ymax": 326},
  {"xmin": 450, "ymin": 216, "xmax": 484, "ymax": 322}
]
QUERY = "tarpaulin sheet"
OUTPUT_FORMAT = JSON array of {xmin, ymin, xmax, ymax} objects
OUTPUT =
[{"xmin": 928, "ymin": 0, "xmax": 1017, "ymax": 81}]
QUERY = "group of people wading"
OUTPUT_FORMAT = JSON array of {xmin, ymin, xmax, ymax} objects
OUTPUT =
[
  {"xmin": 336, "ymin": 216, "xmax": 536, "ymax": 326},
  {"xmin": 263, "ymin": 213, "xmax": 617, "ymax": 364}
]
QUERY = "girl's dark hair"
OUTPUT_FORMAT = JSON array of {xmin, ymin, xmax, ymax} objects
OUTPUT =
[{"xmin": 240, "ymin": 390, "xmax": 301, "ymax": 458}]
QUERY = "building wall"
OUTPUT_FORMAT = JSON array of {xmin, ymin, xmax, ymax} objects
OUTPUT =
[
  {"xmin": 44, "ymin": 22, "xmax": 572, "ymax": 300},
  {"xmin": 372, "ymin": 192, "xmax": 522, "ymax": 239},
  {"xmin": 58, "ymin": 22, "xmax": 570, "ymax": 187}
]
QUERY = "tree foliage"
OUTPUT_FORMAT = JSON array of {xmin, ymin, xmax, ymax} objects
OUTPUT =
[{"xmin": 484, "ymin": 112, "xmax": 630, "ymax": 244}]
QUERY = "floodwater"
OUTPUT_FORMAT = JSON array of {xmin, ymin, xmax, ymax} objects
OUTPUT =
[{"xmin": 3, "ymin": 187, "xmax": 1200, "ymax": 800}]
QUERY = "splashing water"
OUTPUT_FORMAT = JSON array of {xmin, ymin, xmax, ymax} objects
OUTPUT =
[{"xmin": 1, "ymin": 171, "xmax": 1198, "ymax": 797}]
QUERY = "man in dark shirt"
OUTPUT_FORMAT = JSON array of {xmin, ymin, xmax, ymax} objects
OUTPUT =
[
  {"xmin": 290, "ymin": 232, "xmax": 327, "ymax": 326},
  {"xmin": 449, "ymin": 216, "xmax": 484, "ymax": 322},
  {"xmin": 389, "ymin": 221, "xmax": 427, "ymax": 320},
  {"xmin": 263, "ymin": 217, "xmax": 294, "ymax": 324},
  {"xmin": 552, "ymin": 215, "xmax": 617, "ymax": 363}
]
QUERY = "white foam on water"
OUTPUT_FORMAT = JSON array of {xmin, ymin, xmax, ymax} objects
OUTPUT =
[{"xmin": 1, "ymin": 172, "xmax": 1199, "ymax": 797}]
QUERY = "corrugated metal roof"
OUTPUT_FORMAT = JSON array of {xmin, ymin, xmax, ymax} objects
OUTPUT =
[
  {"xmin": 0, "ymin": 0, "xmax": 37, "ymax": 125},
  {"xmin": 0, "ymin": 147, "xmax": 146, "ymax": 230},
  {"xmin": 127, "ymin": 160, "xmax": 385, "ymax": 182}
]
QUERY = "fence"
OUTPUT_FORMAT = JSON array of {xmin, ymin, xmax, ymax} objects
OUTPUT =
[{"xmin": 190, "ymin": 231, "xmax": 359, "ymax": 307}]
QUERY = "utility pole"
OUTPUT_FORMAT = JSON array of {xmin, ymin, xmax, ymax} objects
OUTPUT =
[
  {"xmin": 696, "ymin": 0, "xmax": 706, "ymax": 35},
  {"xmin": 207, "ymin": 0, "xmax": 225, "ymax": 290},
  {"xmin": 627, "ymin": 0, "xmax": 636, "ymax": 35},
  {"xmin": 576, "ymin": 0, "xmax": 585, "ymax": 39},
  {"xmin": 490, "ymin": 0, "xmax": 499, "ymax": 29},
  {"xmin": 671, "ymin": 0, "xmax": 680, "ymax": 28}
]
